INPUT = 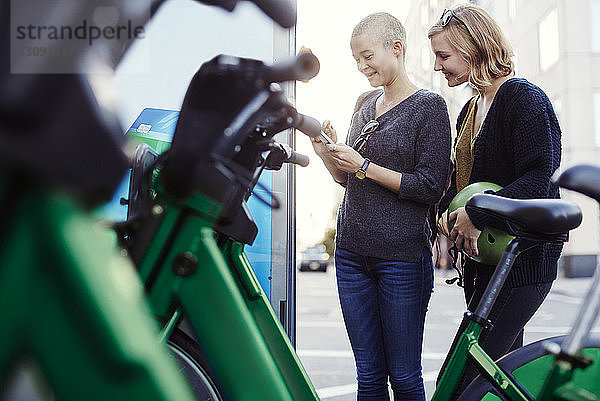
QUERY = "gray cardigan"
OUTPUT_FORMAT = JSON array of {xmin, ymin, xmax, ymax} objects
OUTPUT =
[{"xmin": 335, "ymin": 89, "xmax": 451, "ymax": 262}]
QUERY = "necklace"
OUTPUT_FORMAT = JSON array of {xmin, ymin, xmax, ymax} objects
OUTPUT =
[{"xmin": 379, "ymin": 88, "xmax": 417, "ymax": 113}]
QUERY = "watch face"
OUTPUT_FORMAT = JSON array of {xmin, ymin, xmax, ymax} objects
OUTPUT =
[{"xmin": 356, "ymin": 158, "xmax": 369, "ymax": 180}]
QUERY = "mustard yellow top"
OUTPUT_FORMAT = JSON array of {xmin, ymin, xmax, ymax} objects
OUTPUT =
[{"xmin": 455, "ymin": 96, "xmax": 480, "ymax": 192}]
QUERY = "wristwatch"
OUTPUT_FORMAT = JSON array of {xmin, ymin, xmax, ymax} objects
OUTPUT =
[{"xmin": 355, "ymin": 158, "xmax": 370, "ymax": 180}]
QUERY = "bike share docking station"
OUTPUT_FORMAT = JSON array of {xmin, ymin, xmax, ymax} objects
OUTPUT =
[
  {"xmin": 97, "ymin": 1, "xmax": 300, "ymax": 343},
  {"xmin": 102, "ymin": 107, "xmax": 276, "ymax": 300}
]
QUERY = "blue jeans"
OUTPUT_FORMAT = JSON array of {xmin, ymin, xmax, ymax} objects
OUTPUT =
[{"xmin": 335, "ymin": 247, "xmax": 434, "ymax": 401}]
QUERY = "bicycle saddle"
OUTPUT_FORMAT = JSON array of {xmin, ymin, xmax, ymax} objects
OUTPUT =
[
  {"xmin": 466, "ymin": 194, "xmax": 582, "ymax": 236},
  {"xmin": 554, "ymin": 164, "xmax": 600, "ymax": 202}
]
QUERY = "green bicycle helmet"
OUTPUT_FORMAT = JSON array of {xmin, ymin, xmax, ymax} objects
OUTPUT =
[{"xmin": 447, "ymin": 182, "xmax": 515, "ymax": 266}]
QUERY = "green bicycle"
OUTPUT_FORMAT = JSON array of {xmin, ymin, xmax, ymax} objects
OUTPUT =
[
  {"xmin": 0, "ymin": 0, "xmax": 309, "ymax": 399},
  {"xmin": 115, "ymin": 53, "xmax": 322, "ymax": 401},
  {"xmin": 432, "ymin": 165, "xmax": 600, "ymax": 401}
]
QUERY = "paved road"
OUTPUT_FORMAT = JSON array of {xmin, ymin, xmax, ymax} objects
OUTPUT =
[{"xmin": 296, "ymin": 264, "xmax": 599, "ymax": 401}]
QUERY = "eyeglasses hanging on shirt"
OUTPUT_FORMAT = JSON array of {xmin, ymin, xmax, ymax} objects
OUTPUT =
[{"xmin": 353, "ymin": 119, "xmax": 379, "ymax": 154}]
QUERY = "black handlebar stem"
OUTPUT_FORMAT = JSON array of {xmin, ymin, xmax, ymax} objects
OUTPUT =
[
  {"xmin": 197, "ymin": 0, "xmax": 297, "ymax": 28},
  {"xmin": 161, "ymin": 54, "xmax": 319, "ymax": 200},
  {"xmin": 160, "ymin": 54, "xmax": 320, "ymax": 245}
]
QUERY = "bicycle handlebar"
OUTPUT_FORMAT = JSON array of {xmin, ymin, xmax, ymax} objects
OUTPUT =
[
  {"xmin": 208, "ymin": 85, "xmax": 320, "ymax": 163},
  {"xmin": 554, "ymin": 164, "xmax": 600, "ymax": 355},
  {"xmin": 265, "ymin": 52, "xmax": 320, "ymax": 83},
  {"xmin": 554, "ymin": 164, "xmax": 600, "ymax": 203},
  {"xmin": 251, "ymin": 0, "xmax": 296, "ymax": 28},
  {"xmin": 293, "ymin": 112, "xmax": 322, "ymax": 139},
  {"xmin": 265, "ymin": 143, "xmax": 309, "ymax": 169},
  {"xmin": 197, "ymin": 0, "xmax": 296, "ymax": 28},
  {"xmin": 162, "ymin": 54, "xmax": 320, "ymax": 200},
  {"xmin": 286, "ymin": 146, "xmax": 310, "ymax": 167},
  {"xmin": 212, "ymin": 53, "xmax": 319, "ymax": 84}
]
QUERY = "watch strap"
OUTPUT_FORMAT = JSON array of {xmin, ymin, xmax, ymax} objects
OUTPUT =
[{"xmin": 356, "ymin": 158, "xmax": 370, "ymax": 179}]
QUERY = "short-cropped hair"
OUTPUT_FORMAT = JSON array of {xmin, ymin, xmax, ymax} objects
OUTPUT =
[{"xmin": 352, "ymin": 12, "xmax": 407, "ymax": 56}]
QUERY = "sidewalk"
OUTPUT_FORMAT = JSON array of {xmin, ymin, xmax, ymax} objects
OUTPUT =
[
  {"xmin": 434, "ymin": 267, "xmax": 596, "ymax": 299},
  {"xmin": 551, "ymin": 275, "xmax": 595, "ymax": 298}
]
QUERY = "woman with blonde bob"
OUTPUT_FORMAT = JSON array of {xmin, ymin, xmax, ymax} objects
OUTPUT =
[{"xmin": 429, "ymin": 3, "xmax": 562, "ymax": 397}]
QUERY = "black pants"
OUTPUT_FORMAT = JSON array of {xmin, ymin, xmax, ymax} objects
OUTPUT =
[{"xmin": 437, "ymin": 259, "xmax": 553, "ymax": 399}]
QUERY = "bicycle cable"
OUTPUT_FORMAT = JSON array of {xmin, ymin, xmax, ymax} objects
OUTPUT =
[
  {"xmin": 446, "ymin": 244, "xmax": 465, "ymax": 287},
  {"xmin": 213, "ymin": 155, "xmax": 280, "ymax": 210}
]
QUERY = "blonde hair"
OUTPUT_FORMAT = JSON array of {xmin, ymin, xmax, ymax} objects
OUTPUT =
[
  {"xmin": 427, "ymin": 4, "xmax": 514, "ymax": 90},
  {"xmin": 352, "ymin": 12, "xmax": 407, "ymax": 56}
]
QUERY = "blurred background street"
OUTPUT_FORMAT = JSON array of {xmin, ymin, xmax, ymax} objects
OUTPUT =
[{"xmin": 296, "ymin": 264, "xmax": 599, "ymax": 401}]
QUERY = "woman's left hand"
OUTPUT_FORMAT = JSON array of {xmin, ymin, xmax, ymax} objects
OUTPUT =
[
  {"xmin": 448, "ymin": 207, "xmax": 481, "ymax": 257},
  {"xmin": 326, "ymin": 143, "xmax": 364, "ymax": 173}
]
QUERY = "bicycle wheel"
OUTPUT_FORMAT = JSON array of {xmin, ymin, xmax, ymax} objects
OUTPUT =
[
  {"xmin": 455, "ymin": 335, "xmax": 600, "ymax": 401},
  {"xmin": 167, "ymin": 329, "xmax": 229, "ymax": 401}
]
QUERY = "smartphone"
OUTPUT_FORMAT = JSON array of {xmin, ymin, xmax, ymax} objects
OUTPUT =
[{"xmin": 319, "ymin": 131, "xmax": 335, "ymax": 145}]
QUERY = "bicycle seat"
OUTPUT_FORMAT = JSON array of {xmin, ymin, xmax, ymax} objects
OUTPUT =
[
  {"xmin": 466, "ymin": 194, "xmax": 582, "ymax": 237},
  {"xmin": 554, "ymin": 164, "xmax": 600, "ymax": 203}
]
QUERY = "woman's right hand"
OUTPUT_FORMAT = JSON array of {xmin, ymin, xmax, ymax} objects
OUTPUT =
[
  {"xmin": 437, "ymin": 212, "xmax": 450, "ymax": 238},
  {"xmin": 311, "ymin": 120, "xmax": 338, "ymax": 157}
]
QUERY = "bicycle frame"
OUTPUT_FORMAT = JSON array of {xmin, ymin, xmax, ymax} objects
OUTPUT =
[
  {"xmin": 435, "ymin": 261, "xmax": 600, "ymax": 401},
  {"xmin": 135, "ymin": 177, "xmax": 319, "ymax": 401},
  {"xmin": 0, "ymin": 173, "xmax": 196, "ymax": 401},
  {"xmin": 433, "ymin": 239, "xmax": 534, "ymax": 401},
  {"xmin": 536, "ymin": 265, "xmax": 600, "ymax": 401},
  {"xmin": 434, "ymin": 196, "xmax": 600, "ymax": 401}
]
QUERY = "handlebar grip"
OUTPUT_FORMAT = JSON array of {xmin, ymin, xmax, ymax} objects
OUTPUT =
[
  {"xmin": 252, "ymin": 0, "xmax": 296, "ymax": 28},
  {"xmin": 196, "ymin": 0, "xmax": 295, "ymax": 28},
  {"xmin": 196, "ymin": 0, "xmax": 237, "ymax": 11},
  {"xmin": 295, "ymin": 113, "xmax": 322, "ymax": 138},
  {"xmin": 266, "ymin": 52, "xmax": 320, "ymax": 83},
  {"xmin": 288, "ymin": 149, "xmax": 309, "ymax": 167},
  {"xmin": 554, "ymin": 164, "xmax": 600, "ymax": 203}
]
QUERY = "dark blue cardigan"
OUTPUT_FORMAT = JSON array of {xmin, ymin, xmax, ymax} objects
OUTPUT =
[{"xmin": 439, "ymin": 78, "xmax": 562, "ymax": 286}]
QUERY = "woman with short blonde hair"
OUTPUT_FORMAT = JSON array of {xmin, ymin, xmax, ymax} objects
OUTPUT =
[
  {"xmin": 313, "ymin": 11, "xmax": 451, "ymax": 401},
  {"xmin": 429, "ymin": 3, "xmax": 563, "ymax": 399}
]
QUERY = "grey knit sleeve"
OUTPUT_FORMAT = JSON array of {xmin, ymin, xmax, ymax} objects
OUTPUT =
[{"xmin": 397, "ymin": 94, "xmax": 451, "ymax": 205}]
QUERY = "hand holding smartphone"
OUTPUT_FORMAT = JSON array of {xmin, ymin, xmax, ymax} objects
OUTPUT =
[
  {"xmin": 320, "ymin": 119, "xmax": 337, "ymax": 145},
  {"xmin": 319, "ymin": 131, "xmax": 335, "ymax": 145}
]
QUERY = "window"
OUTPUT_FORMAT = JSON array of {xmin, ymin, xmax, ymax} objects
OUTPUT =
[
  {"xmin": 538, "ymin": 8, "xmax": 560, "ymax": 71},
  {"xmin": 421, "ymin": 4, "xmax": 429, "ymax": 26},
  {"xmin": 421, "ymin": 46, "xmax": 430, "ymax": 71},
  {"xmin": 551, "ymin": 97, "xmax": 562, "ymax": 124},
  {"xmin": 592, "ymin": 0, "xmax": 600, "ymax": 52},
  {"xmin": 594, "ymin": 92, "xmax": 600, "ymax": 147},
  {"xmin": 432, "ymin": 71, "xmax": 441, "ymax": 93},
  {"xmin": 508, "ymin": 0, "xmax": 517, "ymax": 20}
]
